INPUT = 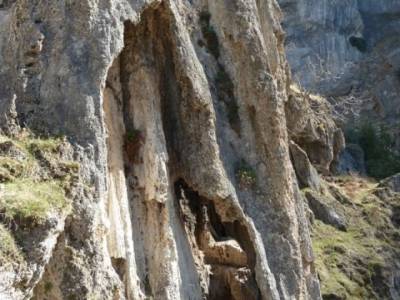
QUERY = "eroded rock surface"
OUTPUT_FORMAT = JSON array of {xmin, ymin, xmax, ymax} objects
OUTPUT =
[
  {"xmin": 279, "ymin": 0, "xmax": 400, "ymax": 154},
  {"xmin": 0, "ymin": 0, "xmax": 320, "ymax": 299}
]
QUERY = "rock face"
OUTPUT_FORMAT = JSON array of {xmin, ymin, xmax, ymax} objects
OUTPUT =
[
  {"xmin": 0, "ymin": 1, "xmax": 320, "ymax": 299},
  {"xmin": 285, "ymin": 84, "xmax": 345, "ymax": 174},
  {"xmin": 279, "ymin": 0, "xmax": 400, "ymax": 150},
  {"xmin": 289, "ymin": 141, "xmax": 321, "ymax": 191},
  {"xmin": 380, "ymin": 173, "xmax": 400, "ymax": 193}
]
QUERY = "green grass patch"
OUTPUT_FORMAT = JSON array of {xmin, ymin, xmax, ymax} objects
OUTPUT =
[
  {"xmin": 0, "ymin": 180, "xmax": 70, "ymax": 225},
  {"xmin": 0, "ymin": 223, "xmax": 24, "ymax": 266}
]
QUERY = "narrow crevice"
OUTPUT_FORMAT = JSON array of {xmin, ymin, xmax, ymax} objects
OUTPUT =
[
  {"xmin": 174, "ymin": 179, "xmax": 261, "ymax": 300},
  {"xmin": 103, "ymin": 3, "xmax": 194, "ymax": 299},
  {"xmin": 198, "ymin": 10, "xmax": 241, "ymax": 136}
]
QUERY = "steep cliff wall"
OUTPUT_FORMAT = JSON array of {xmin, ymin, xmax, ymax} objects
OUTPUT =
[
  {"xmin": 0, "ymin": 1, "xmax": 321, "ymax": 299},
  {"xmin": 279, "ymin": 0, "xmax": 400, "ymax": 155},
  {"xmin": 279, "ymin": 2, "xmax": 400, "ymax": 298}
]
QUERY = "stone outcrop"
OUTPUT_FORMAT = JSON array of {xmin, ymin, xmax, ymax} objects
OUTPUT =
[
  {"xmin": 303, "ymin": 189, "xmax": 347, "ymax": 232},
  {"xmin": 0, "ymin": 1, "xmax": 321, "ymax": 299},
  {"xmin": 285, "ymin": 84, "xmax": 345, "ymax": 174},
  {"xmin": 289, "ymin": 141, "xmax": 321, "ymax": 191},
  {"xmin": 379, "ymin": 173, "xmax": 400, "ymax": 193}
]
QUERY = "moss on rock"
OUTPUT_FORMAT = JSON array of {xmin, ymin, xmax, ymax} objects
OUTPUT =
[
  {"xmin": 312, "ymin": 176, "xmax": 400, "ymax": 299},
  {"xmin": 0, "ymin": 180, "xmax": 70, "ymax": 225}
]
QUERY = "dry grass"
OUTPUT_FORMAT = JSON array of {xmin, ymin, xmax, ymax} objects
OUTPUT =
[{"xmin": 0, "ymin": 180, "xmax": 70, "ymax": 225}]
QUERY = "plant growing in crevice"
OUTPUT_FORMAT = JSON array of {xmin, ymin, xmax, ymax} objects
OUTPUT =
[
  {"xmin": 345, "ymin": 122, "xmax": 400, "ymax": 179},
  {"xmin": 199, "ymin": 10, "xmax": 220, "ymax": 59},
  {"xmin": 124, "ymin": 128, "xmax": 145, "ymax": 164},
  {"xmin": 235, "ymin": 160, "xmax": 257, "ymax": 190},
  {"xmin": 215, "ymin": 68, "xmax": 241, "ymax": 134},
  {"xmin": 198, "ymin": 11, "xmax": 241, "ymax": 134},
  {"xmin": 44, "ymin": 281, "xmax": 53, "ymax": 294}
]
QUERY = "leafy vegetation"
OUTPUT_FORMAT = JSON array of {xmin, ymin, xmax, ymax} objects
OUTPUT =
[
  {"xmin": 125, "ymin": 128, "xmax": 142, "ymax": 143},
  {"xmin": 235, "ymin": 160, "xmax": 257, "ymax": 189},
  {"xmin": 345, "ymin": 123, "xmax": 400, "ymax": 179}
]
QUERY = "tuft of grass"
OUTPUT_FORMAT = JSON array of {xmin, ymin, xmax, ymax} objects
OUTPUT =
[
  {"xmin": 235, "ymin": 161, "xmax": 257, "ymax": 190},
  {"xmin": 0, "ymin": 180, "xmax": 70, "ymax": 225},
  {"xmin": 26, "ymin": 138, "xmax": 63, "ymax": 155},
  {"xmin": 0, "ymin": 157, "xmax": 25, "ymax": 179},
  {"xmin": 0, "ymin": 223, "xmax": 24, "ymax": 267}
]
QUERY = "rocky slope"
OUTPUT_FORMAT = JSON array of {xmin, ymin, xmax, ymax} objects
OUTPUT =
[
  {"xmin": 0, "ymin": 0, "xmax": 323, "ymax": 299},
  {"xmin": 279, "ymin": 2, "xmax": 400, "ymax": 298}
]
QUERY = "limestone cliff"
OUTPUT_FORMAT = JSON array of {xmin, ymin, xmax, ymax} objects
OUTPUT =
[
  {"xmin": 0, "ymin": 1, "xmax": 321, "ymax": 299},
  {"xmin": 279, "ymin": 2, "xmax": 400, "ymax": 298},
  {"xmin": 279, "ymin": 0, "xmax": 400, "ymax": 174}
]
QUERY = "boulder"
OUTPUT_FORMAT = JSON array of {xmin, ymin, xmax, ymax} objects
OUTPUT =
[
  {"xmin": 334, "ymin": 143, "xmax": 366, "ymax": 175},
  {"xmin": 379, "ymin": 173, "xmax": 400, "ymax": 193},
  {"xmin": 304, "ymin": 190, "xmax": 347, "ymax": 231},
  {"xmin": 286, "ymin": 85, "xmax": 345, "ymax": 174},
  {"xmin": 290, "ymin": 141, "xmax": 321, "ymax": 191}
]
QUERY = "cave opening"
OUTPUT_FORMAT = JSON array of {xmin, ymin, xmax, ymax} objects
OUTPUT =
[{"xmin": 174, "ymin": 179, "xmax": 261, "ymax": 300}]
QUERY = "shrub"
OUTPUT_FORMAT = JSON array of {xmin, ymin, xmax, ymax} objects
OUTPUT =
[
  {"xmin": 124, "ymin": 129, "xmax": 144, "ymax": 163},
  {"xmin": 349, "ymin": 36, "xmax": 367, "ymax": 53},
  {"xmin": 345, "ymin": 123, "xmax": 400, "ymax": 179},
  {"xmin": 235, "ymin": 161, "xmax": 257, "ymax": 189}
]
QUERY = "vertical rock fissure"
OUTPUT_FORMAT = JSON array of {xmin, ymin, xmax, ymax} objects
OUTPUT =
[
  {"xmin": 104, "ymin": 4, "xmax": 203, "ymax": 299},
  {"xmin": 174, "ymin": 179, "xmax": 261, "ymax": 300}
]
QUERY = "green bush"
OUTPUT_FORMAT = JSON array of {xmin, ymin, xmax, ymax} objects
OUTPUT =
[{"xmin": 345, "ymin": 123, "xmax": 400, "ymax": 179}]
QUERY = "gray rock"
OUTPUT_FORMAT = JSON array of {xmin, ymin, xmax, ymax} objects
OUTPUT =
[
  {"xmin": 0, "ymin": 141, "xmax": 26, "ymax": 161},
  {"xmin": 334, "ymin": 143, "xmax": 366, "ymax": 175},
  {"xmin": 285, "ymin": 85, "xmax": 345, "ymax": 174},
  {"xmin": 279, "ymin": 0, "xmax": 400, "ymax": 151},
  {"xmin": 304, "ymin": 190, "xmax": 347, "ymax": 231},
  {"xmin": 379, "ymin": 173, "xmax": 400, "ymax": 193},
  {"xmin": 290, "ymin": 141, "xmax": 321, "ymax": 191},
  {"xmin": 0, "ymin": 0, "xmax": 321, "ymax": 299}
]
